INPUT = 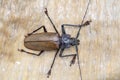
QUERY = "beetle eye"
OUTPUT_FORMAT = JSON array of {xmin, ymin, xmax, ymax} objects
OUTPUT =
[
  {"xmin": 64, "ymin": 38, "xmax": 70, "ymax": 43},
  {"xmin": 64, "ymin": 37, "xmax": 67, "ymax": 41}
]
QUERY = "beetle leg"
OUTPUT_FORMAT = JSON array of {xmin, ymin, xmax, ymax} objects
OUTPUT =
[
  {"xmin": 61, "ymin": 25, "xmax": 66, "ymax": 34},
  {"xmin": 62, "ymin": 20, "xmax": 91, "ymax": 28},
  {"xmin": 47, "ymin": 48, "xmax": 60, "ymax": 78},
  {"xmin": 59, "ymin": 48, "xmax": 77, "ymax": 66},
  {"xmin": 82, "ymin": 20, "xmax": 92, "ymax": 26},
  {"xmin": 44, "ymin": 8, "xmax": 60, "ymax": 36},
  {"xmin": 18, "ymin": 49, "xmax": 44, "ymax": 56},
  {"xmin": 61, "ymin": 20, "xmax": 91, "ymax": 35},
  {"xmin": 25, "ymin": 25, "xmax": 47, "ymax": 37},
  {"xmin": 70, "ymin": 54, "xmax": 76, "ymax": 66}
]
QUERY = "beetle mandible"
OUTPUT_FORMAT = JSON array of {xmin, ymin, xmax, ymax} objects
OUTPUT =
[{"xmin": 18, "ymin": 0, "xmax": 91, "ymax": 79}]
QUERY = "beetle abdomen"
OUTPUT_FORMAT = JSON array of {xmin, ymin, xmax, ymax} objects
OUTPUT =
[{"xmin": 24, "ymin": 32, "xmax": 60, "ymax": 51}]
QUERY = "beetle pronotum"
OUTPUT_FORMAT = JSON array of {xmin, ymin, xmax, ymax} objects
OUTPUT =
[{"xmin": 18, "ymin": 0, "xmax": 91, "ymax": 79}]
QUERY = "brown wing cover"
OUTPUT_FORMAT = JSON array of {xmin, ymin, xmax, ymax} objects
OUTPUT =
[{"xmin": 24, "ymin": 32, "xmax": 60, "ymax": 51}]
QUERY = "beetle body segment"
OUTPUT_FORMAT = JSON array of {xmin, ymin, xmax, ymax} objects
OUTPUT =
[{"xmin": 24, "ymin": 32, "xmax": 60, "ymax": 51}]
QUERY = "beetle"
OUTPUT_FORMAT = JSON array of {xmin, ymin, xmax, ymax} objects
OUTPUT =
[{"xmin": 18, "ymin": 0, "xmax": 91, "ymax": 79}]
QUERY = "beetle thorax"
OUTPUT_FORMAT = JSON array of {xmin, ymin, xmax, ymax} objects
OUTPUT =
[{"xmin": 60, "ymin": 34, "xmax": 79, "ymax": 48}]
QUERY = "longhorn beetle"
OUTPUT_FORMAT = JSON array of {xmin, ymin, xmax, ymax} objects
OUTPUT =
[{"xmin": 18, "ymin": 0, "xmax": 91, "ymax": 79}]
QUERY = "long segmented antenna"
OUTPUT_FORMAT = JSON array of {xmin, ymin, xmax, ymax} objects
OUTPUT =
[
  {"xmin": 75, "ymin": 0, "xmax": 91, "ymax": 80},
  {"xmin": 76, "ymin": 0, "xmax": 91, "ymax": 38},
  {"xmin": 75, "ymin": 45, "xmax": 82, "ymax": 80}
]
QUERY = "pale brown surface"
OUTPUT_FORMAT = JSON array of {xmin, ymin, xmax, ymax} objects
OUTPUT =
[{"xmin": 0, "ymin": 0, "xmax": 120, "ymax": 80}]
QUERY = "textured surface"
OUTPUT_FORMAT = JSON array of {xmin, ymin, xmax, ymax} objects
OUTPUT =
[{"xmin": 0, "ymin": 0, "xmax": 120, "ymax": 80}]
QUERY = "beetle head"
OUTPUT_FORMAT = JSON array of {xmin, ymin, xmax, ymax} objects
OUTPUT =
[{"xmin": 70, "ymin": 38, "xmax": 80, "ymax": 46}]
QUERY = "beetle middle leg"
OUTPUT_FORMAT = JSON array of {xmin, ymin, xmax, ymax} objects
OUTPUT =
[
  {"xmin": 25, "ymin": 25, "xmax": 47, "ymax": 37},
  {"xmin": 59, "ymin": 48, "xmax": 77, "ymax": 66},
  {"xmin": 18, "ymin": 49, "xmax": 44, "ymax": 56}
]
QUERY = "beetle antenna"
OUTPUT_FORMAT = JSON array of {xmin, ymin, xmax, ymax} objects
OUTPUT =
[
  {"xmin": 76, "ymin": 0, "xmax": 91, "ymax": 38},
  {"xmin": 75, "ymin": 45, "xmax": 82, "ymax": 80}
]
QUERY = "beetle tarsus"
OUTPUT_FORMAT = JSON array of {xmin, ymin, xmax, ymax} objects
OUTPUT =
[
  {"xmin": 70, "ymin": 55, "xmax": 76, "ymax": 66},
  {"xmin": 18, "ymin": 49, "xmax": 44, "ymax": 56},
  {"xmin": 18, "ymin": 49, "xmax": 24, "ymax": 52},
  {"xmin": 24, "ymin": 34, "xmax": 31, "ymax": 37},
  {"xmin": 83, "ymin": 20, "xmax": 92, "ymax": 26},
  {"xmin": 47, "ymin": 70, "xmax": 51, "ymax": 78},
  {"xmin": 27, "ymin": 33, "xmax": 32, "ymax": 37},
  {"xmin": 44, "ymin": 8, "xmax": 48, "ymax": 15}
]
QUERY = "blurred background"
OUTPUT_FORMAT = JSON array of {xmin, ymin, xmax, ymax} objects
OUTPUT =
[{"xmin": 0, "ymin": 0, "xmax": 120, "ymax": 80}]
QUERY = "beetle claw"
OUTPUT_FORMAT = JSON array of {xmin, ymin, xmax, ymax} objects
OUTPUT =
[
  {"xmin": 25, "ymin": 33, "xmax": 31, "ymax": 37},
  {"xmin": 18, "ymin": 49, "xmax": 24, "ymax": 52},
  {"xmin": 84, "ymin": 20, "xmax": 92, "ymax": 26},
  {"xmin": 70, "ymin": 56, "xmax": 76, "ymax": 66},
  {"xmin": 70, "ymin": 59, "xmax": 75, "ymax": 66},
  {"xmin": 25, "ymin": 35, "xmax": 27, "ymax": 37},
  {"xmin": 47, "ymin": 70, "xmax": 51, "ymax": 78},
  {"xmin": 44, "ymin": 8, "xmax": 48, "ymax": 15}
]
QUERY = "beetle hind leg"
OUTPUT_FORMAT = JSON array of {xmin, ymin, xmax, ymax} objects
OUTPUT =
[
  {"xmin": 18, "ymin": 49, "xmax": 44, "ymax": 56},
  {"xmin": 47, "ymin": 49, "xmax": 60, "ymax": 78},
  {"xmin": 59, "ymin": 48, "xmax": 77, "ymax": 66},
  {"xmin": 25, "ymin": 25, "xmax": 47, "ymax": 37}
]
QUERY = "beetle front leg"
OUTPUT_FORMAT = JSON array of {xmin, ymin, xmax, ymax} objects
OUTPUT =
[
  {"xmin": 61, "ymin": 20, "xmax": 91, "ymax": 35},
  {"xmin": 18, "ymin": 49, "xmax": 44, "ymax": 56},
  {"xmin": 82, "ymin": 20, "xmax": 92, "ymax": 26}
]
